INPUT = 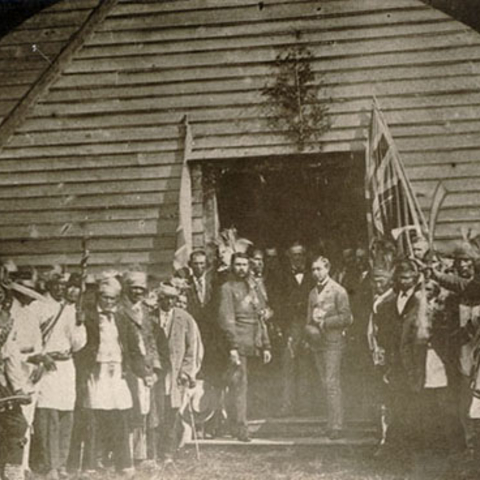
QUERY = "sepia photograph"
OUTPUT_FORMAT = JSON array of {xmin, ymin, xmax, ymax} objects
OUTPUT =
[{"xmin": 1, "ymin": 0, "xmax": 480, "ymax": 478}]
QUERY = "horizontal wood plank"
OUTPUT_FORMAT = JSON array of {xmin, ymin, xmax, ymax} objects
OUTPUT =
[
  {"xmin": 0, "ymin": 151, "xmax": 183, "ymax": 173},
  {"xmin": 0, "ymin": 191, "xmax": 178, "ymax": 211},
  {"xmin": 0, "ymin": 218, "xmax": 176, "ymax": 240},
  {"xmin": 0, "ymin": 178, "xmax": 180, "ymax": 199},
  {"xmin": 0, "ymin": 235, "xmax": 173, "ymax": 256},
  {"xmin": 95, "ymin": 9, "xmax": 446, "ymax": 43},
  {"xmin": 79, "ymin": 21, "xmax": 465, "ymax": 59}
]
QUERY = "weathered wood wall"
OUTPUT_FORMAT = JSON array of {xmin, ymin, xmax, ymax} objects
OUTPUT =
[{"xmin": 1, "ymin": 0, "xmax": 480, "ymax": 274}]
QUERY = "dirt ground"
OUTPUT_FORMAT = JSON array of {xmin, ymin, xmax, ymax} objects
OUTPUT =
[{"xmin": 67, "ymin": 446, "xmax": 480, "ymax": 480}]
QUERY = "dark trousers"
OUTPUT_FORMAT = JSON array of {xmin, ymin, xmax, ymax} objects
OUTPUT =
[
  {"xmin": 0, "ymin": 405, "xmax": 27, "ymax": 471},
  {"xmin": 34, "ymin": 408, "xmax": 73, "ymax": 473},
  {"xmin": 84, "ymin": 409, "xmax": 132, "ymax": 472},
  {"xmin": 313, "ymin": 348, "xmax": 344, "ymax": 431},
  {"xmin": 387, "ymin": 386, "xmax": 457, "ymax": 456},
  {"xmin": 460, "ymin": 374, "xmax": 475, "ymax": 450},
  {"xmin": 226, "ymin": 355, "xmax": 248, "ymax": 432},
  {"xmin": 157, "ymin": 396, "xmax": 179, "ymax": 459},
  {"xmin": 67, "ymin": 407, "xmax": 89, "ymax": 471}
]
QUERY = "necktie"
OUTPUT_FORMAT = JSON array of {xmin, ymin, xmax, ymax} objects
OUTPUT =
[{"xmin": 197, "ymin": 277, "xmax": 204, "ymax": 304}]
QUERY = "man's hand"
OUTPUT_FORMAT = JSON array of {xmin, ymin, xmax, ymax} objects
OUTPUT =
[
  {"xmin": 261, "ymin": 307, "xmax": 274, "ymax": 322},
  {"xmin": 177, "ymin": 372, "xmax": 195, "ymax": 388},
  {"xmin": 229, "ymin": 349, "xmax": 241, "ymax": 366},
  {"xmin": 49, "ymin": 350, "xmax": 71, "ymax": 361},
  {"xmin": 262, "ymin": 350, "xmax": 272, "ymax": 364},
  {"xmin": 30, "ymin": 365, "xmax": 44, "ymax": 384},
  {"xmin": 144, "ymin": 375, "xmax": 155, "ymax": 388},
  {"xmin": 42, "ymin": 354, "xmax": 57, "ymax": 372}
]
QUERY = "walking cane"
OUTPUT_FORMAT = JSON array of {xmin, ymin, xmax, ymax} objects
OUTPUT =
[
  {"xmin": 187, "ymin": 393, "xmax": 201, "ymax": 461},
  {"xmin": 76, "ymin": 440, "xmax": 84, "ymax": 480}
]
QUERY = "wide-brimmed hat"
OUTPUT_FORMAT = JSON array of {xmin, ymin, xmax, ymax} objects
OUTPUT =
[
  {"xmin": 157, "ymin": 282, "xmax": 179, "ymax": 298},
  {"xmin": 304, "ymin": 323, "xmax": 323, "ymax": 347}
]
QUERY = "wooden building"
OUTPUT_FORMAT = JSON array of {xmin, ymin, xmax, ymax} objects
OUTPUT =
[{"xmin": 1, "ymin": 0, "xmax": 480, "ymax": 276}]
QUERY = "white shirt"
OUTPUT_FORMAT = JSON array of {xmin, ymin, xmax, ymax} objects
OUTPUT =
[
  {"xmin": 10, "ymin": 298, "xmax": 42, "ymax": 356},
  {"xmin": 34, "ymin": 296, "xmax": 86, "ymax": 410},
  {"xmin": 396, "ymin": 288, "xmax": 414, "ymax": 315},
  {"xmin": 96, "ymin": 310, "xmax": 122, "ymax": 364},
  {"xmin": 294, "ymin": 272, "xmax": 304, "ymax": 285},
  {"xmin": 159, "ymin": 309, "xmax": 173, "ymax": 337}
]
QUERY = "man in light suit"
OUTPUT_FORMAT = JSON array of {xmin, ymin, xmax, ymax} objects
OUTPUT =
[
  {"xmin": 150, "ymin": 283, "xmax": 198, "ymax": 464},
  {"xmin": 305, "ymin": 256, "xmax": 353, "ymax": 440}
]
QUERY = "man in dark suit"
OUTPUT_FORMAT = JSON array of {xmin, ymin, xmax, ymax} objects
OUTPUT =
[
  {"xmin": 305, "ymin": 256, "xmax": 352, "ymax": 439},
  {"xmin": 279, "ymin": 242, "xmax": 315, "ymax": 415},
  {"xmin": 184, "ymin": 250, "xmax": 219, "ymax": 382},
  {"xmin": 375, "ymin": 260, "xmax": 429, "ymax": 460}
]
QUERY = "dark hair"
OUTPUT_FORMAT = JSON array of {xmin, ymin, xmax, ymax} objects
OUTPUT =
[
  {"xmin": 250, "ymin": 248, "xmax": 264, "ymax": 258},
  {"xmin": 311, "ymin": 256, "xmax": 331, "ymax": 271},
  {"xmin": 393, "ymin": 259, "xmax": 419, "ymax": 278},
  {"xmin": 189, "ymin": 249, "xmax": 207, "ymax": 262},
  {"xmin": 424, "ymin": 279, "xmax": 440, "ymax": 297},
  {"xmin": 231, "ymin": 252, "xmax": 249, "ymax": 265}
]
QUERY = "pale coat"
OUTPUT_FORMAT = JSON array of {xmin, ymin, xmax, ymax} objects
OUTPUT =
[
  {"xmin": 151, "ymin": 307, "xmax": 197, "ymax": 409},
  {"xmin": 306, "ymin": 277, "xmax": 353, "ymax": 351}
]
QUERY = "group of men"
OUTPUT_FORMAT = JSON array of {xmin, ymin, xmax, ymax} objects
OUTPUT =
[
  {"xmin": 2, "ymin": 234, "xmax": 480, "ymax": 479},
  {"xmin": 0, "ymin": 264, "xmax": 200, "ymax": 480},
  {"xmin": 0, "ymin": 241, "xmax": 357, "ymax": 479},
  {"xmin": 368, "ymin": 236, "xmax": 480, "ymax": 468}
]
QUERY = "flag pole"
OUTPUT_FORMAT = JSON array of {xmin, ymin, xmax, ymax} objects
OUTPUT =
[{"xmin": 173, "ymin": 115, "xmax": 193, "ymax": 272}]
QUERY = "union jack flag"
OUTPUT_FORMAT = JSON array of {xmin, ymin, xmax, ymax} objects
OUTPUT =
[{"xmin": 365, "ymin": 98, "xmax": 428, "ymax": 255}]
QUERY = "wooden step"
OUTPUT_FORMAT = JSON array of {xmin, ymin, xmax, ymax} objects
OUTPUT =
[
  {"xmin": 184, "ymin": 417, "xmax": 379, "ymax": 447},
  {"xmin": 185, "ymin": 435, "xmax": 377, "ymax": 447},
  {"xmin": 248, "ymin": 417, "xmax": 377, "ymax": 438}
]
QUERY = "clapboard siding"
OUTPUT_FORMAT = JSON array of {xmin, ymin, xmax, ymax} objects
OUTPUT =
[
  {"xmin": 0, "ymin": 152, "xmax": 182, "ymax": 174},
  {"xmin": 1, "ymin": 0, "xmax": 480, "ymax": 274},
  {"xmin": 79, "ymin": 20, "xmax": 462, "ymax": 58},
  {"xmin": 0, "ymin": 0, "xmax": 98, "ymax": 122}
]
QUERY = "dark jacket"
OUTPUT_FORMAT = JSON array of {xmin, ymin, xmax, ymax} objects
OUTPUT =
[
  {"xmin": 186, "ymin": 270, "xmax": 216, "ymax": 345},
  {"xmin": 376, "ymin": 287, "xmax": 427, "ymax": 393},
  {"xmin": 117, "ymin": 299, "xmax": 161, "ymax": 376},
  {"xmin": 279, "ymin": 267, "xmax": 315, "ymax": 335},
  {"xmin": 75, "ymin": 305, "xmax": 149, "ymax": 399}
]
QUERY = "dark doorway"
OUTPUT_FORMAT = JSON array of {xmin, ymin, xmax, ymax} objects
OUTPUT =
[
  {"xmin": 207, "ymin": 153, "xmax": 373, "ymax": 422},
  {"xmin": 215, "ymin": 153, "xmax": 368, "ymax": 267}
]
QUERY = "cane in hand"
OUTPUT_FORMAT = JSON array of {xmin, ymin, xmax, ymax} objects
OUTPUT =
[{"xmin": 187, "ymin": 391, "xmax": 201, "ymax": 461}]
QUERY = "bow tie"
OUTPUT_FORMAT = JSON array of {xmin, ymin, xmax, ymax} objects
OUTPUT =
[{"xmin": 293, "ymin": 269, "xmax": 304, "ymax": 275}]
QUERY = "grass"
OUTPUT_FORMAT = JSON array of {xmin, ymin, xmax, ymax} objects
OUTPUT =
[{"xmin": 97, "ymin": 446, "xmax": 479, "ymax": 480}]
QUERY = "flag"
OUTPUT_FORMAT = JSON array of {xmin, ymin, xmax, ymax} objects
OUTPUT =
[
  {"xmin": 173, "ymin": 116, "xmax": 193, "ymax": 271},
  {"xmin": 428, "ymin": 181, "xmax": 448, "ymax": 250},
  {"xmin": 366, "ymin": 98, "xmax": 428, "ymax": 255}
]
